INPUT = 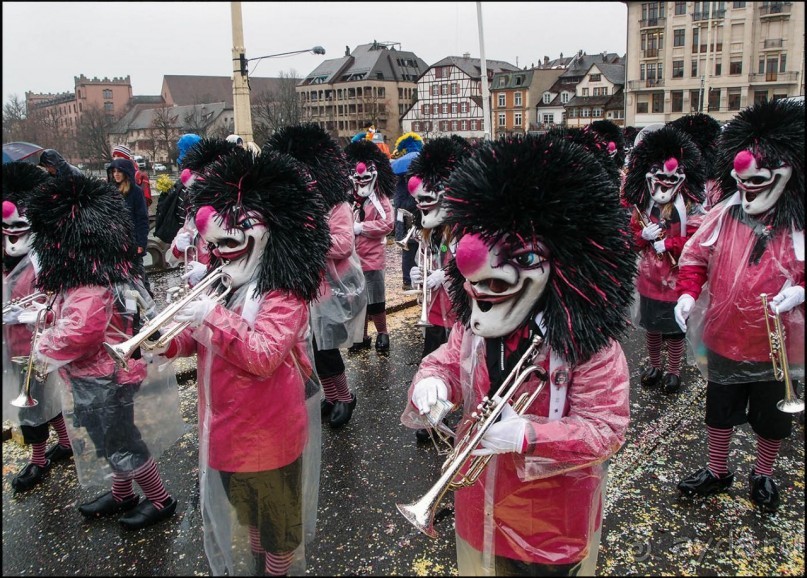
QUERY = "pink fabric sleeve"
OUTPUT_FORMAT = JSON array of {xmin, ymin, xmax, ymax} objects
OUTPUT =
[{"xmin": 328, "ymin": 203, "xmax": 355, "ymax": 260}]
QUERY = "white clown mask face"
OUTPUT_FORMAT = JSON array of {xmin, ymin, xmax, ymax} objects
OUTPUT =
[
  {"xmin": 455, "ymin": 233, "xmax": 551, "ymax": 338},
  {"xmin": 349, "ymin": 161, "xmax": 378, "ymax": 198},
  {"xmin": 2, "ymin": 201, "xmax": 33, "ymax": 258},
  {"xmin": 195, "ymin": 205, "xmax": 268, "ymax": 289},
  {"xmin": 646, "ymin": 156, "xmax": 686, "ymax": 206},
  {"xmin": 408, "ymin": 175, "xmax": 449, "ymax": 229},
  {"xmin": 731, "ymin": 150, "xmax": 792, "ymax": 216}
]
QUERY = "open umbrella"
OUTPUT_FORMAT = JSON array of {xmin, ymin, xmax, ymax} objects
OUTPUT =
[
  {"xmin": 2, "ymin": 142, "xmax": 44, "ymax": 165},
  {"xmin": 391, "ymin": 151, "xmax": 419, "ymax": 175}
]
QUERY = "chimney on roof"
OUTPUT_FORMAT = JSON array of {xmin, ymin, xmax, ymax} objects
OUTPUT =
[
  {"xmin": 345, "ymin": 45, "xmax": 350, "ymax": 56},
  {"xmin": 578, "ymin": 50, "xmax": 583, "ymax": 58},
  {"xmin": 544, "ymin": 56, "xmax": 549, "ymax": 66},
  {"xmin": 560, "ymin": 52, "xmax": 563, "ymax": 59},
  {"xmin": 463, "ymin": 52, "xmax": 471, "ymax": 59},
  {"xmin": 602, "ymin": 51, "xmax": 607, "ymax": 62}
]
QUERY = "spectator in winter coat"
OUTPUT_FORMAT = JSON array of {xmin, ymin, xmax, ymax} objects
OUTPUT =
[
  {"xmin": 112, "ymin": 144, "xmax": 153, "ymax": 207},
  {"xmin": 38, "ymin": 149, "xmax": 82, "ymax": 178},
  {"xmin": 108, "ymin": 158, "xmax": 151, "ymax": 294}
]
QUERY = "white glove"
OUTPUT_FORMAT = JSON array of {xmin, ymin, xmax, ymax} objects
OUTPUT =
[
  {"xmin": 174, "ymin": 231, "xmax": 192, "ymax": 253},
  {"xmin": 3, "ymin": 304, "xmax": 23, "ymax": 325},
  {"xmin": 641, "ymin": 223, "xmax": 662, "ymax": 241},
  {"xmin": 426, "ymin": 268, "xmax": 446, "ymax": 290},
  {"xmin": 173, "ymin": 294, "xmax": 217, "ymax": 328},
  {"xmin": 410, "ymin": 265, "xmax": 423, "ymax": 286},
  {"xmin": 653, "ymin": 239, "xmax": 667, "ymax": 254},
  {"xmin": 471, "ymin": 403, "xmax": 528, "ymax": 456},
  {"xmin": 770, "ymin": 285, "xmax": 805, "ymax": 314},
  {"xmin": 411, "ymin": 377, "xmax": 448, "ymax": 415},
  {"xmin": 674, "ymin": 294, "xmax": 696, "ymax": 333},
  {"xmin": 181, "ymin": 260, "xmax": 207, "ymax": 287},
  {"xmin": 353, "ymin": 222, "xmax": 363, "ymax": 236},
  {"xmin": 17, "ymin": 300, "xmax": 47, "ymax": 326}
]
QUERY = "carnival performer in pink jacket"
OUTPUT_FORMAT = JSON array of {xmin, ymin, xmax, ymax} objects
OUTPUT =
[
  {"xmin": 400, "ymin": 134, "xmax": 637, "ymax": 576},
  {"xmin": 623, "ymin": 125, "xmax": 707, "ymax": 394},
  {"xmin": 157, "ymin": 147, "xmax": 330, "ymax": 576},
  {"xmin": 266, "ymin": 124, "xmax": 368, "ymax": 429},
  {"xmin": 26, "ymin": 173, "xmax": 183, "ymax": 530},
  {"xmin": 674, "ymin": 99, "xmax": 804, "ymax": 513},
  {"xmin": 344, "ymin": 139, "xmax": 395, "ymax": 354},
  {"xmin": 3, "ymin": 161, "xmax": 74, "ymax": 492}
]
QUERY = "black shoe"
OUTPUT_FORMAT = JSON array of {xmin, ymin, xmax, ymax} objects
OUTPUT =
[
  {"xmin": 662, "ymin": 373, "xmax": 681, "ymax": 394},
  {"xmin": 402, "ymin": 283, "xmax": 413, "ymax": 291},
  {"xmin": 640, "ymin": 366, "xmax": 663, "ymax": 387},
  {"xmin": 11, "ymin": 460, "xmax": 51, "ymax": 492},
  {"xmin": 119, "ymin": 496, "xmax": 178, "ymax": 530},
  {"xmin": 678, "ymin": 467, "xmax": 734, "ymax": 496},
  {"xmin": 415, "ymin": 428, "xmax": 431, "ymax": 443},
  {"xmin": 44, "ymin": 443, "xmax": 73, "ymax": 463},
  {"xmin": 321, "ymin": 398, "xmax": 334, "ymax": 418},
  {"xmin": 347, "ymin": 337, "xmax": 372, "ymax": 354},
  {"xmin": 375, "ymin": 333, "xmax": 390, "ymax": 353},
  {"xmin": 329, "ymin": 393, "xmax": 357, "ymax": 428},
  {"xmin": 749, "ymin": 469, "xmax": 780, "ymax": 513},
  {"xmin": 78, "ymin": 491, "xmax": 140, "ymax": 518}
]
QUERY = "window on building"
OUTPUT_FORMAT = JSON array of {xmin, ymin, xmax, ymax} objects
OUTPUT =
[
  {"xmin": 593, "ymin": 108, "xmax": 603, "ymax": 117},
  {"xmin": 692, "ymin": 27, "xmax": 699, "ymax": 52},
  {"xmin": 514, "ymin": 92, "xmax": 522, "ymax": 107},
  {"xmin": 451, "ymin": 121, "xmax": 458, "ymax": 131},
  {"xmin": 470, "ymin": 120, "xmax": 479, "ymax": 131},
  {"xmin": 568, "ymin": 108, "xmax": 577, "ymax": 118},
  {"xmin": 561, "ymin": 92, "xmax": 571, "ymax": 104},
  {"xmin": 440, "ymin": 84, "xmax": 448, "ymax": 95},
  {"xmin": 673, "ymin": 60, "xmax": 684, "ymax": 78},
  {"xmin": 733, "ymin": 1, "xmax": 745, "ymax": 7},
  {"xmin": 582, "ymin": 108, "xmax": 591, "ymax": 118},
  {"xmin": 780, "ymin": 54, "xmax": 787, "ymax": 72},
  {"xmin": 461, "ymin": 120, "xmax": 468, "ymax": 130},
  {"xmin": 451, "ymin": 102, "xmax": 458, "ymax": 114},
  {"xmin": 433, "ymin": 104, "xmax": 439, "ymax": 115},
  {"xmin": 652, "ymin": 92, "xmax": 664, "ymax": 113},
  {"xmin": 103, "ymin": 89, "xmax": 113, "ymax": 99},
  {"xmin": 714, "ymin": 62, "xmax": 722, "ymax": 75},
  {"xmin": 498, "ymin": 94, "xmax": 506, "ymax": 107},
  {"xmin": 582, "ymin": 87, "xmax": 589, "ymax": 96},
  {"xmin": 104, "ymin": 102, "xmax": 114, "ymax": 112},
  {"xmin": 690, "ymin": 89, "xmax": 702, "ymax": 111},
  {"xmin": 441, "ymin": 103, "xmax": 448, "ymax": 114},
  {"xmin": 412, "ymin": 122, "xmax": 420, "ymax": 132},
  {"xmin": 421, "ymin": 104, "xmax": 429, "ymax": 115},
  {"xmin": 589, "ymin": 73, "xmax": 601, "ymax": 82},
  {"xmin": 543, "ymin": 113, "xmax": 554, "ymax": 124},
  {"xmin": 640, "ymin": 64, "xmax": 646, "ymax": 81},
  {"xmin": 673, "ymin": 29, "xmax": 685, "ymax": 47},
  {"xmin": 514, "ymin": 112, "xmax": 522, "ymax": 126},
  {"xmin": 754, "ymin": 90, "xmax": 768, "ymax": 105},
  {"xmin": 728, "ymin": 89, "xmax": 741, "ymax": 110},
  {"xmin": 461, "ymin": 102, "xmax": 469, "ymax": 113},
  {"xmin": 671, "ymin": 90, "xmax": 684, "ymax": 112},
  {"xmin": 637, "ymin": 102, "xmax": 649, "ymax": 114},
  {"xmin": 691, "ymin": 60, "xmax": 698, "ymax": 77},
  {"xmin": 515, "ymin": 75, "xmax": 524, "ymax": 86},
  {"xmin": 498, "ymin": 113, "xmax": 506, "ymax": 126},
  {"xmin": 675, "ymin": 1, "xmax": 686, "ymax": 15},
  {"xmin": 451, "ymin": 83, "xmax": 459, "ymax": 95},
  {"xmin": 431, "ymin": 85, "xmax": 439, "ymax": 96},
  {"xmin": 729, "ymin": 60, "xmax": 742, "ymax": 75},
  {"xmin": 708, "ymin": 88, "xmax": 720, "ymax": 111},
  {"xmin": 543, "ymin": 92, "xmax": 552, "ymax": 104}
]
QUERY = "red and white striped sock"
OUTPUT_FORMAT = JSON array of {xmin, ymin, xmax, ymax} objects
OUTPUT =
[
  {"xmin": 370, "ymin": 312, "xmax": 388, "ymax": 335},
  {"xmin": 321, "ymin": 375, "xmax": 338, "ymax": 403},
  {"xmin": 249, "ymin": 525, "xmax": 265, "ymax": 555},
  {"xmin": 665, "ymin": 337, "xmax": 685, "ymax": 376},
  {"xmin": 132, "ymin": 458, "xmax": 170, "ymax": 509},
  {"xmin": 362, "ymin": 314, "xmax": 369, "ymax": 341},
  {"xmin": 30, "ymin": 441, "xmax": 47, "ymax": 467},
  {"xmin": 646, "ymin": 331, "xmax": 662, "ymax": 369},
  {"xmin": 265, "ymin": 551, "xmax": 294, "ymax": 576},
  {"xmin": 112, "ymin": 472, "xmax": 136, "ymax": 502},
  {"xmin": 753, "ymin": 435, "xmax": 782, "ymax": 477},
  {"xmin": 49, "ymin": 414, "xmax": 71, "ymax": 448},
  {"xmin": 706, "ymin": 425, "xmax": 733, "ymax": 478}
]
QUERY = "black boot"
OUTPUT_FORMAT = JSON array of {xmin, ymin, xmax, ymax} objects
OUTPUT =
[
  {"xmin": 329, "ymin": 393, "xmax": 357, "ymax": 428},
  {"xmin": 321, "ymin": 398, "xmax": 334, "ymax": 418},
  {"xmin": 375, "ymin": 333, "xmax": 390, "ymax": 353},
  {"xmin": 119, "ymin": 496, "xmax": 178, "ymax": 530},
  {"xmin": 640, "ymin": 366, "xmax": 663, "ymax": 388},
  {"xmin": 11, "ymin": 460, "xmax": 51, "ymax": 492},
  {"xmin": 79, "ymin": 491, "xmax": 140, "ymax": 518},
  {"xmin": 45, "ymin": 443, "xmax": 73, "ymax": 463},
  {"xmin": 749, "ymin": 469, "xmax": 780, "ymax": 513},
  {"xmin": 677, "ymin": 467, "xmax": 734, "ymax": 496},
  {"xmin": 662, "ymin": 373, "xmax": 681, "ymax": 394},
  {"xmin": 347, "ymin": 337, "xmax": 372, "ymax": 354}
]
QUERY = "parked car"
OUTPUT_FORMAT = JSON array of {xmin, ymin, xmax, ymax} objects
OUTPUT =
[{"xmin": 153, "ymin": 163, "xmax": 168, "ymax": 172}]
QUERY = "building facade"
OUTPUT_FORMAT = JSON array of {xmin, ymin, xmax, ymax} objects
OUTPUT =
[
  {"xmin": 491, "ymin": 68, "xmax": 565, "ymax": 138},
  {"xmin": 400, "ymin": 54, "xmax": 519, "ymax": 140},
  {"xmin": 624, "ymin": 1, "xmax": 805, "ymax": 126}
]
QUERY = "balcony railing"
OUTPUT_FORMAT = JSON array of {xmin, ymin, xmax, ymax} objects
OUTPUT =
[
  {"xmin": 692, "ymin": 9, "xmax": 726, "ymax": 21},
  {"xmin": 628, "ymin": 79, "xmax": 666, "ymax": 90},
  {"xmin": 763, "ymin": 39, "xmax": 784, "ymax": 49},
  {"xmin": 760, "ymin": 3, "xmax": 791, "ymax": 17},
  {"xmin": 643, "ymin": 48, "xmax": 660, "ymax": 58},
  {"xmin": 640, "ymin": 16, "xmax": 666, "ymax": 27},
  {"xmin": 749, "ymin": 71, "xmax": 798, "ymax": 83}
]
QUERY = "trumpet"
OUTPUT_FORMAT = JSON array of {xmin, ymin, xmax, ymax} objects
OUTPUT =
[
  {"xmin": 634, "ymin": 204, "xmax": 676, "ymax": 267},
  {"xmin": 166, "ymin": 245, "xmax": 199, "ymax": 303},
  {"xmin": 11, "ymin": 304, "xmax": 54, "ymax": 408},
  {"xmin": 397, "ymin": 334, "xmax": 547, "ymax": 538},
  {"xmin": 761, "ymin": 293, "xmax": 804, "ymax": 414},
  {"xmin": 103, "ymin": 266, "xmax": 231, "ymax": 368},
  {"xmin": 396, "ymin": 225, "xmax": 419, "ymax": 250},
  {"xmin": 3, "ymin": 291, "xmax": 48, "ymax": 317}
]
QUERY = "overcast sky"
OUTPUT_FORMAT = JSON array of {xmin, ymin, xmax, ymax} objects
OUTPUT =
[{"xmin": 2, "ymin": 2, "xmax": 627, "ymax": 106}]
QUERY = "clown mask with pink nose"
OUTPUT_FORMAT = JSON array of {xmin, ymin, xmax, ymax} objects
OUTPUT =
[
  {"xmin": 731, "ymin": 149, "xmax": 792, "ymax": 216},
  {"xmin": 2, "ymin": 200, "xmax": 33, "ymax": 259},
  {"xmin": 349, "ymin": 161, "xmax": 378, "ymax": 199},
  {"xmin": 646, "ymin": 156, "xmax": 686, "ymax": 206},
  {"xmin": 408, "ymin": 175, "xmax": 449, "ymax": 230}
]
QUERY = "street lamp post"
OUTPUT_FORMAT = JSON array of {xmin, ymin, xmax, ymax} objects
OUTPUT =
[{"xmin": 230, "ymin": 2, "xmax": 325, "ymax": 143}]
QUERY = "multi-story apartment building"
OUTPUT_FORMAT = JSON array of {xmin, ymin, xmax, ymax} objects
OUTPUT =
[
  {"xmin": 491, "ymin": 68, "xmax": 564, "ymax": 137},
  {"xmin": 624, "ymin": 1, "xmax": 805, "ymax": 126},
  {"xmin": 297, "ymin": 42, "xmax": 428, "ymax": 144},
  {"xmin": 400, "ymin": 54, "xmax": 519, "ymax": 140}
]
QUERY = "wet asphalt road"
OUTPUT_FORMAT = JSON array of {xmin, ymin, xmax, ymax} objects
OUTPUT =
[{"xmin": 2, "ymin": 251, "xmax": 804, "ymax": 576}]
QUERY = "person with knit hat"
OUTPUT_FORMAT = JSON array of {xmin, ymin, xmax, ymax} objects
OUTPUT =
[
  {"xmin": 3, "ymin": 161, "xmax": 74, "ymax": 492},
  {"xmin": 266, "ymin": 123, "xmax": 367, "ymax": 429},
  {"xmin": 154, "ymin": 146, "xmax": 330, "ymax": 576},
  {"xmin": 674, "ymin": 99, "xmax": 804, "ymax": 513},
  {"xmin": 622, "ymin": 125, "xmax": 707, "ymax": 395},
  {"xmin": 400, "ymin": 133, "xmax": 637, "ymax": 576},
  {"xmin": 25, "ymin": 172, "xmax": 183, "ymax": 530},
  {"xmin": 111, "ymin": 144, "xmax": 152, "ymax": 207},
  {"xmin": 344, "ymin": 139, "xmax": 395, "ymax": 354}
]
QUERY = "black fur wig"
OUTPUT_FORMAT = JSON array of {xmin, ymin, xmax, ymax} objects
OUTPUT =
[
  {"xmin": 180, "ymin": 138, "xmax": 239, "ymax": 172},
  {"xmin": 265, "ymin": 123, "xmax": 352, "ymax": 210},
  {"xmin": 668, "ymin": 113, "xmax": 721, "ymax": 179},
  {"xmin": 408, "ymin": 135, "xmax": 472, "ymax": 189},
  {"xmin": 189, "ymin": 148, "xmax": 330, "ymax": 301},
  {"xmin": 622, "ymin": 125, "xmax": 706, "ymax": 207},
  {"xmin": 3, "ymin": 161, "xmax": 48, "ymax": 213},
  {"xmin": 714, "ymin": 98, "xmax": 804, "ymax": 232},
  {"xmin": 546, "ymin": 126, "xmax": 622, "ymax": 186},
  {"xmin": 586, "ymin": 119, "xmax": 627, "ymax": 169},
  {"xmin": 443, "ymin": 134, "xmax": 637, "ymax": 365},
  {"xmin": 27, "ymin": 175, "xmax": 139, "ymax": 292},
  {"xmin": 343, "ymin": 139, "xmax": 395, "ymax": 198}
]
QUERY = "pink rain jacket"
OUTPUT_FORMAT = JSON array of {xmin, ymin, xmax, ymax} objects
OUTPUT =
[{"xmin": 354, "ymin": 195, "xmax": 394, "ymax": 272}]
